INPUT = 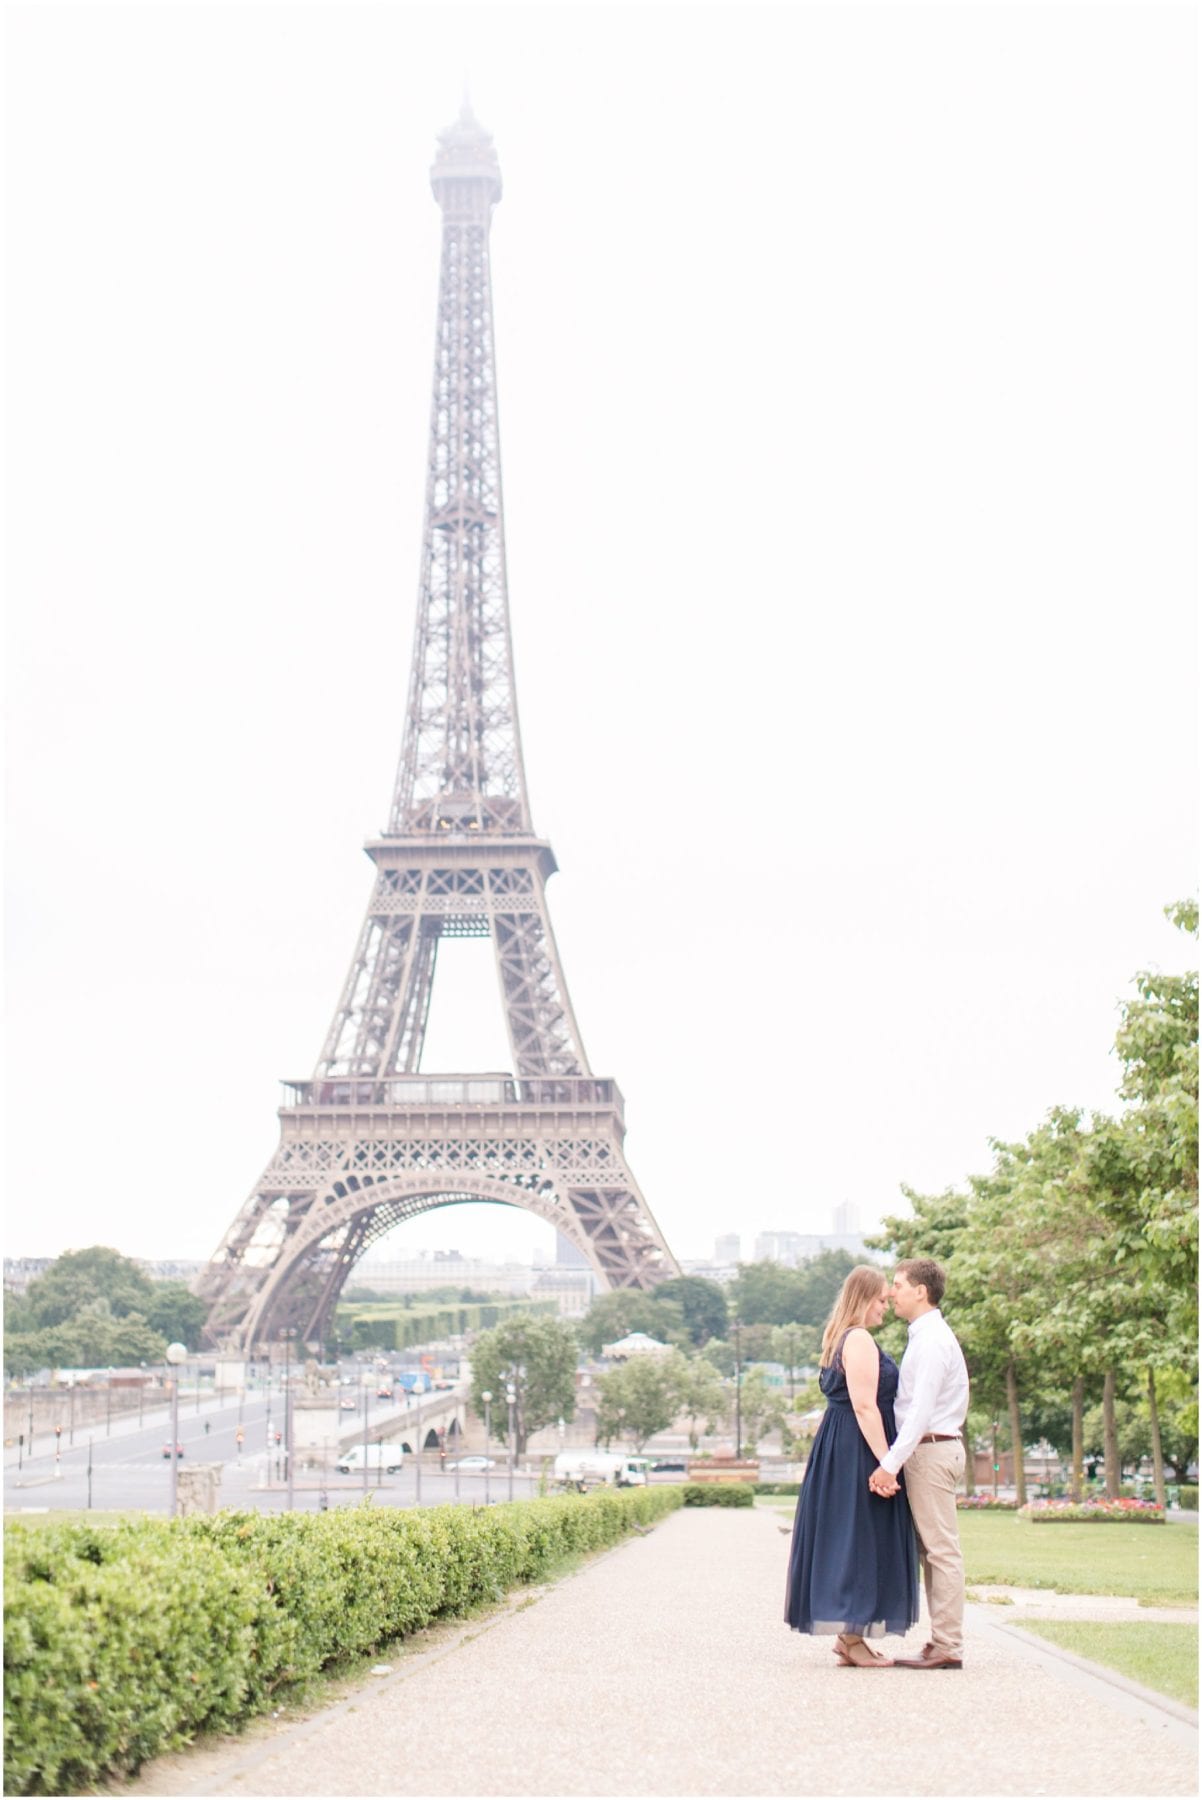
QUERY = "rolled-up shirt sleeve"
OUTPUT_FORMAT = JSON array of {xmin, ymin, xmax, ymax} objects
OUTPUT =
[{"xmin": 880, "ymin": 1341, "xmax": 948, "ymax": 1476}]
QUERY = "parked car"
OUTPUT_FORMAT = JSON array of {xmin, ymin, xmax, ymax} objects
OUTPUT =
[
  {"xmin": 161, "ymin": 1443, "xmax": 184, "ymax": 1458},
  {"xmin": 339, "ymin": 1397, "xmax": 357, "ymax": 1411},
  {"xmin": 447, "ymin": 1455, "xmax": 496, "ymax": 1470},
  {"xmin": 651, "ymin": 1459, "xmax": 687, "ymax": 1473}
]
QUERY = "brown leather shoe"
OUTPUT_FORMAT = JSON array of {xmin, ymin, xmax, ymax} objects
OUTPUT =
[{"xmin": 893, "ymin": 1647, "xmax": 963, "ymax": 1670}]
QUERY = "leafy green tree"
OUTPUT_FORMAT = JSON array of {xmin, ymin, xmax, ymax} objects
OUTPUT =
[
  {"xmin": 651, "ymin": 1276, "xmax": 728, "ymax": 1347},
  {"xmin": 594, "ymin": 1355, "xmax": 678, "ymax": 1450},
  {"xmin": 576, "ymin": 1290, "xmax": 686, "ymax": 1358},
  {"xmin": 145, "ymin": 1283, "xmax": 207, "ymax": 1349},
  {"xmin": 698, "ymin": 1335, "xmax": 735, "ymax": 1377},
  {"xmin": 727, "ymin": 1261, "xmax": 808, "ymax": 1327},
  {"xmin": 23, "ymin": 1247, "xmax": 157, "ymax": 1329},
  {"xmin": 795, "ymin": 1250, "xmax": 861, "ymax": 1326},
  {"xmin": 469, "ymin": 1314, "xmax": 579, "ymax": 1456},
  {"xmin": 8, "ymin": 1301, "xmax": 166, "ymax": 1373},
  {"xmin": 1101, "ymin": 899, "xmax": 1198, "ymax": 1504},
  {"xmin": 665, "ymin": 1351, "xmax": 728, "ymax": 1449},
  {"xmin": 737, "ymin": 1366, "xmax": 786, "ymax": 1452},
  {"xmin": 4, "ymin": 1248, "xmax": 180, "ymax": 1376},
  {"xmin": 770, "ymin": 1323, "xmax": 819, "ymax": 1399}
]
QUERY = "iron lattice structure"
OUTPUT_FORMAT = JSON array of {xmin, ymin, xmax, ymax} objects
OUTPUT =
[{"xmin": 197, "ymin": 107, "xmax": 678, "ymax": 1352}]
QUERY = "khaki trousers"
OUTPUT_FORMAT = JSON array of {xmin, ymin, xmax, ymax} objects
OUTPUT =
[{"xmin": 904, "ymin": 1439, "xmax": 966, "ymax": 1657}]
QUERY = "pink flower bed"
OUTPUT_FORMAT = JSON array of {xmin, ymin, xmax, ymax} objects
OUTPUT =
[{"xmin": 1019, "ymin": 1497, "xmax": 1165, "ymax": 1523}]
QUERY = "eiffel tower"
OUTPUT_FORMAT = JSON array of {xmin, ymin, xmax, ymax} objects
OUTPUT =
[{"xmin": 198, "ymin": 104, "xmax": 678, "ymax": 1352}]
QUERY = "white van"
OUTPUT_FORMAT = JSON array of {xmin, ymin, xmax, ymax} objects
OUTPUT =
[{"xmin": 335, "ymin": 1443, "xmax": 405, "ymax": 1474}]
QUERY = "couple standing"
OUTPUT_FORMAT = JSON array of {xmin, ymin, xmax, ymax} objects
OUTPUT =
[{"xmin": 784, "ymin": 1259, "xmax": 970, "ymax": 1670}]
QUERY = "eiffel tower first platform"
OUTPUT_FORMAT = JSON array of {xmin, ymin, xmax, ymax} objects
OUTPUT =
[{"xmin": 198, "ymin": 105, "xmax": 678, "ymax": 1353}]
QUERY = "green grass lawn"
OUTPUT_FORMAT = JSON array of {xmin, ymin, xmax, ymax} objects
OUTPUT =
[
  {"xmin": 1016, "ymin": 1620, "xmax": 1198, "ymax": 1710},
  {"xmin": 761, "ymin": 1502, "xmax": 1198, "ymax": 1607},
  {"xmin": 958, "ymin": 1513, "xmax": 1198, "ymax": 1607}
]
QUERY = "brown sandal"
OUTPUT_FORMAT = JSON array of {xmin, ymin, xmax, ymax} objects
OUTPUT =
[{"xmin": 834, "ymin": 1635, "xmax": 893, "ymax": 1668}]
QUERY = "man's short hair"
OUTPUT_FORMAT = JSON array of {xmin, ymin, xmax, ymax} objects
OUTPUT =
[{"xmin": 895, "ymin": 1258, "xmax": 946, "ymax": 1308}]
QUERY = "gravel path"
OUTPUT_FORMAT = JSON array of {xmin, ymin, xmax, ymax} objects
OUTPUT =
[{"xmin": 128, "ymin": 1506, "xmax": 1197, "ymax": 1797}]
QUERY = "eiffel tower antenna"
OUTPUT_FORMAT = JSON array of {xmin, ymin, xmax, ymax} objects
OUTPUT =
[{"xmin": 198, "ymin": 107, "xmax": 678, "ymax": 1353}]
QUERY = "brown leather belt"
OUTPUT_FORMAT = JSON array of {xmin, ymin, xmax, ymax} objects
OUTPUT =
[{"xmin": 918, "ymin": 1433, "xmax": 961, "ymax": 1443}]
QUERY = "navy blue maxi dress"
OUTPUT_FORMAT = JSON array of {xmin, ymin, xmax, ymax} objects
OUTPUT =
[{"xmin": 784, "ymin": 1330, "xmax": 919, "ymax": 1638}]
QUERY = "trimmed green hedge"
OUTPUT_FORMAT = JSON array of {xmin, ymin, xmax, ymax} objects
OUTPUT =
[
  {"xmin": 4, "ymin": 1486, "xmax": 682, "ymax": 1795},
  {"xmin": 1175, "ymin": 1485, "xmax": 1198, "ymax": 1511},
  {"xmin": 681, "ymin": 1483, "xmax": 755, "ymax": 1507},
  {"xmin": 340, "ymin": 1297, "xmax": 558, "ymax": 1351},
  {"xmin": 754, "ymin": 1482, "xmax": 801, "ymax": 1496}
]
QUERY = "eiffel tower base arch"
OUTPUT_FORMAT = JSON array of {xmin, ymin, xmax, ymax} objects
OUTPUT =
[{"xmin": 197, "ymin": 1079, "xmax": 677, "ymax": 1354}]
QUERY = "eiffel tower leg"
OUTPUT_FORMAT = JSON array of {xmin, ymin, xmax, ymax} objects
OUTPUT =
[
  {"xmin": 318, "ymin": 910, "xmax": 440, "ymax": 1079},
  {"xmin": 493, "ymin": 902, "xmax": 587, "ymax": 1077}
]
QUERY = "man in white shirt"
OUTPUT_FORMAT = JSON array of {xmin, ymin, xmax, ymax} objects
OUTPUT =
[{"xmin": 868, "ymin": 1258, "xmax": 970, "ymax": 1669}]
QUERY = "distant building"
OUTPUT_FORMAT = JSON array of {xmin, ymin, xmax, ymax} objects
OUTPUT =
[
  {"xmin": 138, "ymin": 1259, "xmax": 203, "ymax": 1284},
  {"xmin": 754, "ymin": 1230, "xmax": 809, "ymax": 1264},
  {"xmin": 679, "ymin": 1255, "xmax": 739, "ymax": 1283},
  {"xmin": 555, "ymin": 1231, "xmax": 591, "ymax": 1269},
  {"xmin": 531, "ymin": 1267, "xmax": 598, "ymax": 1318},
  {"xmin": 3, "ymin": 1257, "xmax": 54, "ymax": 1295},
  {"xmin": 750, "ymin": 1231, "xmax": 872, "ymax": 1267},
  {"xmin": 714, "ymin": 1233, "xmax": 741, "ymax": 1264},
  {"xmin": 347, "ymin": 1256, "xmax": 535, "ymax": 1298},
  {"xmin": 831, "ymin": 1201, "xmax": 861, "ymax": 1235}
]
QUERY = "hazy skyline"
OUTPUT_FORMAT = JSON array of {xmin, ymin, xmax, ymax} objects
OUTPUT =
[{"xmin": 6, "ymin": 4, "xmax": 1196, "ymax": 1273}]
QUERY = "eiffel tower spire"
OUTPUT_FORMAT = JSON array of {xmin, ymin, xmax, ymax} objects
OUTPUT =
[
  {"xmin": 392, "ymin": 102, "xmax": 529, "ymax": 838},
  {"xmin": 197, "ymin": 111, "xmax": 677, "ymax": 1353}
]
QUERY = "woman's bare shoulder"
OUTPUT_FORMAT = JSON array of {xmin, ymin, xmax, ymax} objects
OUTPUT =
[{"xmin": 841, "ymin": 1327, "xmax": 879, "ymax": 1358}]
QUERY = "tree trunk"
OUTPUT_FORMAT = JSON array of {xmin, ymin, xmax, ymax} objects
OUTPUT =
[
  {"xmin": 1102, "ymin": 1367, "xmax": 1120, "ymax": 1499},
  {"xmin": 1070, "ymin": 1375, "xmax": 1084, "ymax": 1502},
  {"xmin": 962, "ymin": 1411, "xmax": 975, "ymax": 1496},
  {"xmin": 1147, "ymin": 1367, "xmax": 1167, "ymax": 1510},
  {"xmin": 1006, "ymin": 1363, "xmax": 1026, "ymax": 1506}
]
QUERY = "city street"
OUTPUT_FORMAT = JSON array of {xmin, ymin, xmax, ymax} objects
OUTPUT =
[{"xmin": 4, "ymin": 1389, "xmax": 543, "ymax": 1515}]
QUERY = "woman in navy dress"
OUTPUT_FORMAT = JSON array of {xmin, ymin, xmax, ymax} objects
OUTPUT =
[{"xmin": 784, "ymin": 1265, "xmax": 918, "ymax": 1667}]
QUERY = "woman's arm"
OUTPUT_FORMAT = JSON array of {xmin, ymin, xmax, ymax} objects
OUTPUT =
[{"xmin": 842, "ymin": 1329, "xmax": 891, "ymax": 1466}]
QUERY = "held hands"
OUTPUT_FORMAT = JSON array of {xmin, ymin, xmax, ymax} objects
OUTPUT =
[{"xmin": 868, "ymin": 1466, "xmax": 899, "ymax": 1498}]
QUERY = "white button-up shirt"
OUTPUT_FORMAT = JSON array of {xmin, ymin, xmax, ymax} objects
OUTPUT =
[{"xmin": 879, "ymin": 1309, "xmax": 970, "ymax": 1476}]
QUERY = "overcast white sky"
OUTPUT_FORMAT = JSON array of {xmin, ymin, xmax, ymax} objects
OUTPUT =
[{"xmin": 5, "ymin": 2, "xmax": 1197, "ymax": 1274}]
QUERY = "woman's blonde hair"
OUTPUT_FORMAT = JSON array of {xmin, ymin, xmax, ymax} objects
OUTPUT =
[{"xmin": 819, "ymin": 1265, "xmax": 890, "ymax": 1367}]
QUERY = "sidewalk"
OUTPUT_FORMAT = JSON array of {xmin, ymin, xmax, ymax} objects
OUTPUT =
[{"xmin": 127, "ymin": 1506, "xmax": 1196, "ymax": 1798}]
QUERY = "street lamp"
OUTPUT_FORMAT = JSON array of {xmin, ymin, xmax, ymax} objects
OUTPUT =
[
  {"xmin": 481, "ymin": 1391, "xmax": 492, "ymax": 1505},
  {"xmin": 361, "ymin": 1370, "xmax": 370, "ymax": 1497},
  {"xmin": 506, "ymin": 1380, "xmax": 517, "ymax": 1501},
  {"xmin": 166, "ymin": 1342, "xmax": 187, "ymax": 1518},
  {"xmin": 280, "ymin": 1328, "xmax": 297, "ymax": 1511},
  {"xmin": 733, "ymin": 1316, "xmax": 743, "ymax": 1459}
]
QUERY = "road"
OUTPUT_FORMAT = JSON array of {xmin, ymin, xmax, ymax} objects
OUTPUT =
[{"xmin": 4, "ymin": 1391, "xmax": 545, "ymax": 1515}]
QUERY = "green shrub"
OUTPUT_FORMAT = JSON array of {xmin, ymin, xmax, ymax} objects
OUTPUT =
[
  {"xmin": 4, "ymin": 1486, "xmax": 682, "ymax": 1795},
  {"xmin": 753, "ymin": 1482, "xmax": 801, "ymax": 1496},
  {"xmin": 4, "ymin": 1517, "xmax": 284, "ymax": 1797},
  {"xmin": 681, "ymin": 1483, "xmax": 755, "ymax": 1507},
  {"xmin": 1174, "ymin": 1485, "xmax": 1198, "ymax": 1511}
]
